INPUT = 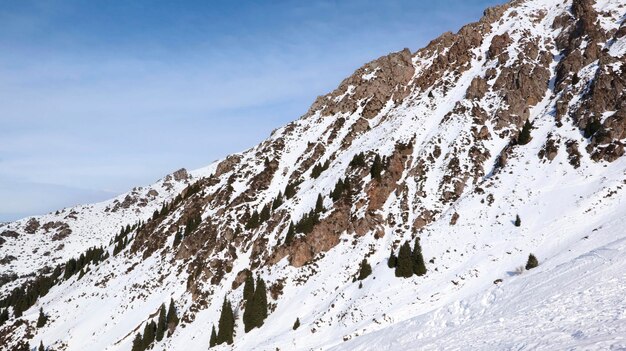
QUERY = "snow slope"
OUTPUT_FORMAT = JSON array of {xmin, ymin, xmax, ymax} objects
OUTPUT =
[
  {"xmin": 0, "ymin": 167, "xmax": 208, "ymax": 290},
  {"xmin": 335, "ymin": 227, "xmax": 626, "ymax": 351},
  {"xmin": 1, "ymin": 0, "xmax": 626, "ymax": 350}
]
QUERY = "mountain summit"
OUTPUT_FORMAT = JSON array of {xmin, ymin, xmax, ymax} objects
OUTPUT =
[{"xmin": 1, "ymin": 0, "xmax": 626, "ymax": 349}]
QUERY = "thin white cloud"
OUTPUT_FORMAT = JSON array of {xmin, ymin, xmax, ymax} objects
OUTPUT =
[{"xmin": 0, "ymin": 0, "xmax": 503, "ymax": 219}]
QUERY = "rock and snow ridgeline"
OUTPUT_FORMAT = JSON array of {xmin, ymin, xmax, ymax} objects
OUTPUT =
[{"xmin": 1, "ymin": 0, "xmax": 626, "ymax": 350}]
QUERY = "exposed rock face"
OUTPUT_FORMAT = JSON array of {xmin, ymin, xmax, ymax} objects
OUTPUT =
[
  {"xmin": 111, "ymin": 0, "xmax": 626, "ymax": 281},
  {"xmin": 450, "ymin": 212, "xmax": 460, "ymax": 225},
  {"xmin": 172, "ymin": 168, "xmax": 189, "ymax": 181},
  {"xmin": 41, "ymin": 221, "xmax": 64, "ymax": 232},
  {"xmin": 488, "ymin": 33, "xmax": 512, "ymax": 62},
  {"xmin": 566, "ymin": 140, "xmax": 582, "ymax": 169},
  {"xmin": 466, "ymin": 77, "xmax": 489, "ymax": 101},
  {"xmin": 24, "ymin": 219, "xmax": 40, "ymax": 234},
  {"xmin": 550, "ymin": 0, "xmax": 626, "ymax": 161},
  {"xmin": 111, "ymin": 195, "xmax": 137, "ymax": 212},
  {"xmin": 539, "ymin": 135, "xmax": 560, "ymax": 161},
  {"xmin": 0, "ymin": 255, "xmax": 17, "ymax": 265},
  {"xmin": 1, "ymin": 231, "xmax": 19, "ymax": 239},
  {"xmin": 2, "ymin": 0, "xmax": 626, "ymax": 349},
  {"xmin": 51, "ymin": 226, "xmax": 72, "ymax": 241},
  {"xmin": 309, "ymin": 48, "xmax": 415, "ymax": 119}
]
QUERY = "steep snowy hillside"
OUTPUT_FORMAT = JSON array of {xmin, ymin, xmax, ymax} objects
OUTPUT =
[
  {"xmin": 0, "ymin": 168, "xmax": 204, "ymax": 291},
  {"xmin": 1, "ymin": 0, "xmax": 625, "ymax": 350}
]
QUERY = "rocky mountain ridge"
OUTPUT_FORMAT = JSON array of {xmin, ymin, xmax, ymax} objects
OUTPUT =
[{"xmin": 1, "ymin": 0, "xmax": 625, "ymax": 349}]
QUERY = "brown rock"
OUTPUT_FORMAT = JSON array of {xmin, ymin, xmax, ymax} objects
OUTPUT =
[
  {"xmin": 488, "ymin": 33, "xmax": 512, "ymax": 63},
  {"xmin": 172, "ymin": 168, "xmax": 189, "ymax": 181},
  {"xmin": 538, "ymin": 136, "xmax": 559, "ymax": 161},
  {"xmin": 24, "ymin": 218, "xmax": 40, "ymax": 234},
  {"xmin": 450, "ymin": 212, "xmax": 460, "ymax": 225},
  {"xmin": 317, "ymin": 48, "xmax": 415, "ymax": 119},
  {"xmin": 1, "ymin": 230, "xmax": 19, "ymax": 238},
  {"xmin": 289, "ymin": 241, "xmax": 314, "ymax": 268},
  {"xmin": 231, "ymin": 269, "xmax": 251, "ymax": 290},
  {"xmin": 565, "ymin": 140, "xmax": 582, "ymax": 169},
  {"xmin": 413, "ymin": 210, "xmax": 435, "ymax": 230},
  {"xmin": 466, "ymin": 76, "xmax": 489, "ymax": 100},
  {"xmin": 476, "ymin": 126, "xmax": 491, "ymax": 140},
  {"xmin": 0, "ymin": 255, "xmax": 16, "ymax": 265}
]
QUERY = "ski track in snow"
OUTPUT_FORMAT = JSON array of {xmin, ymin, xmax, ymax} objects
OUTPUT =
[{"xmin": 333, "ymin": 228, "xmax": 626, "ymax": 351}]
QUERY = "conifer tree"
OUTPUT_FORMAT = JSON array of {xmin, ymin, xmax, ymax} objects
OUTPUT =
[
  {"xmin": 272, "ymin": 192, "xmax": 283, "ymax": 210},
  {"xmin": 63, "ymin": 258, "xmax": 77, "ymax": 279},
  {"xmin": 216, "ymin": 297, "xmax": 234, "ymax": 345},
  {"xmin": 38, "ymin": 341, "xmax": 44, "ymax": 351},
  {"xmin": 518, "ymin": 119, "xmax": 533, "ymax": 145},
  {"xmin": 330, "ymin": 178, "xmax": 345, "ymax": 201},
  {"xmin": 36, "ymin": 307, "xmax": 47, "ymax": 328},
  {"xmin": 311, "ymin": 162, "xmax": 323, "ymax": 179},
  {"xmin": 242, "ymin": 273, "xmax": 256, "ymax": 331},
  {"xmin": 344, "ymin": 175, "xmax": 351, "ymax": 191},
  {"xmin": 357, "ymin": 259, "xmax": 372, "ymax": 281},
  {"xmin": 131, "ymin": 333, "xmax": 143, "ymax": 351},
  {"xmin": 150, "ymin": 320, "xmax": 157, "ymax": 342},
  {"xmin": 349, "ymin": 152, "xmax": 366, "ymax": 168},
  {"xmin": 254, "ymin": 277, "xmax": 268, "ymax": 323},
  {"xmin": 142, "ymin": 321, "xmax": 156, "ymax": 348},
  {"xmin": 259, "ymin": 204, "xmax": 271, "ymax": 222},
  {"xmin": 387, "ymin": 249, "xmax": 397, "ymax": 268},
  {"xmin": 285, "ymin": 222, "xmax": 295, "ymax": 245},
  {"xmin": 315, "ymin": 194, "xmax": 324, "ymax": 213},
  {"xmin": 0, "ymin": 308, "xmax": 8, "ymax": 326},
  {"xmin": 245, "ymin": 277, "xmax": 268, "ymax": 332},
  {"xmin": 172, "ymin": 229, "xmax": 182, "ymax": 247},
  {"xmin": 243, "ymin": 274, "xmax": 255, "ymax": 302},
  {"xmin": 166, "ymin": 298, "xmax": 179, "ymax": 335},
  {"xmin": 293, "ymin": 318, "xmax": 300, "ymax": 330},
  {"xmin": 310, "ymin": 160, "xmax": 329, "ymax": 178},
  {"xmin": 294, "ymin": 209, "xmax": 319, "ymax": 234},
  {"xmin": 209, "ymin": 325, "xmax": 217, "ymax": 347},
  {"xmin": 284, "ymin": 182, "xmax": 298, "ymax": 199},
  {"xmin": 395, "ymin": 241, "xmax": 413, "ymax": 278},
  {"xmin": 183, "ymin": 214, "xmax": 202, "ymax": 236},
  {"xmin": 584, "ymin": 119, "xmax": 602, "ymax": 138},
  {"xmin": 18, "ymin": 341, "xmax": 29, "ymax": 351},
  {"xmin": 525, "ymin": 254, "xmax": 539, "ymax": 270},
  {"xmin": 514, "ymin": 215, "xmax": 521, "ymax": 227},
  {"xmin": 156, "ymin": 303, "xmax": 167, "ymax": 341},
  {"xmin": 246, "ymin": 211, "xmax": 260, "ymax": 230},
  {"xmin": 243, "ymin": 296, "xmax": 253, "ymax": 332},
  {"xmin": 370, "ymin": 154, "xmax": 384, "ymax": 180},
  {"xmin": 411, "ymin": 238, "xmax": 427, "ymax": 276}
]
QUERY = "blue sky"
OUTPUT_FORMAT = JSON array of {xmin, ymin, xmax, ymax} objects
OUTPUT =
[{"xmin": 0, "ymin": 0, "xmax": 501, "ymax": 221}]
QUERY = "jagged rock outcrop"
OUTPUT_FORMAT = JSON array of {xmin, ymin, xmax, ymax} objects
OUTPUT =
[{"xmin": 1, "ymin": 0, "xmax": 625, "ymax": 350}]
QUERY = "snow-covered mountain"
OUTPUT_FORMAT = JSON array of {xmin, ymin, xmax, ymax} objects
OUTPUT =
[{"xmin": 1, "ymin": 0, "xmax": 626, "ymax": 350}]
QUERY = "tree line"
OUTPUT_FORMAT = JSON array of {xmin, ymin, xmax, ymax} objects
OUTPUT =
[{"xmin": 131, "ymin": 299, "xmax": 179, "ymax": 351}]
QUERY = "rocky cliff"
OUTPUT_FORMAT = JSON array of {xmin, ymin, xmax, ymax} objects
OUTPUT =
[{"xmin": 1, "ymin": 0, "xmax": 625, "ymax": 349}]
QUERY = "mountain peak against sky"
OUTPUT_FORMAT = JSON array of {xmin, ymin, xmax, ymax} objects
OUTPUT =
[
  {"xmin": 1, "ymin": 0, "xmax": 626, "ymax": 349},
  {"xmin": 0, "ymin": 0, "xmax": 502, "ymax": 222}
]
